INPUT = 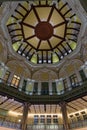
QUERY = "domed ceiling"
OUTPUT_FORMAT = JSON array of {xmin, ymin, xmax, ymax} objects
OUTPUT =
[{"xmin": 6, "ymin": 0, "xmax": 81, "ymax": 65}]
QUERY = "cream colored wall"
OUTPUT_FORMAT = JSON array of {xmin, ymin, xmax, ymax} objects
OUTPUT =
[
  {"xmin": 32, "ymin": 68, "xmax": 58, "ymax": 81},
  {"xmin": 0, "ymin": 108, "xmax": 22, "ymax": 123},
  {"xmin": 0, "ymin": 41, "xmax": 7, "ymax": 63},
  {"xmin": 27, "ymin": 116, "xmax": 34, "ymax": 124},
  {"xmin": 6, "ymin": 60, "xmax": 31, "ymax": 78},
  {"xmin": 59, "ymin": 59, "xmax": 83, "ymax": 78},
  {"xmin": 0, "ymin": 114, "xmax": 22, "ymax": 123}
]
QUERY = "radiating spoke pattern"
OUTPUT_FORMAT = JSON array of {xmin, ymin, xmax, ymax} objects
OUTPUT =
[{"xmin": 6, "ymin": 0, "xmax": 81, "ymax": 65}]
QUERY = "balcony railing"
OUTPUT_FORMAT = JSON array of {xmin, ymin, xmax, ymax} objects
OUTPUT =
[
  {"xmin": 0, "ymin": 119, "xmax": 20, "ymax": 129},
  {"xmin": 0, "ymin": 119, "xmax": 87, "ymax": 130},
  {"xmin": 27, "ymin": 124, "xmax": 64, "ymax": 130},
  {"xmin": 70, "ymin": 119, "xmax": 87, "ymax": 129},
  {"xmin": 26, "ymin": 120, "xmax": 87, "ymax": 130},
  {"xmin": 0, "ymin": 77, "xmax": 87, "ymax": 104}
]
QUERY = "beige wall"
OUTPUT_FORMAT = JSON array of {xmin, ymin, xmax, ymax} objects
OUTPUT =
[{"xmin": 27, "ymin": 117, "xmax": 34, "ymax": 124}]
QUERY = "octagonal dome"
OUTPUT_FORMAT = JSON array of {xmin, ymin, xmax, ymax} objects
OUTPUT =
[
  {"xmin": 6, "ymin": 0, "xmax": 81, "ymax": 65},
  {"xmin": 22, "ymin": 6, "xmax": 66, "ymax": 50}
]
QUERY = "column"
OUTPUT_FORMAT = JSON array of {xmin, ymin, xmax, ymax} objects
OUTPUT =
[
  {"xmin": 64, "ymin": 67, "xmax": 71, "ymax": 90},
  {"xmin": 19, "ymin": 76, "xmax": 24, "ymax": 91},
  {"xmin": 26, "ymin": 80, "xmax": 34, "ymax": 95},
  {"xmin": 7, "ymin": 71, "xmax": 14, "ymax": 83},
  {"xmin": 21, "ymin": 102, "xmax": 30, "ymax": 130},
  {"xmin": 75, "ymin": 70, "xmax": 82, "ymax": 82},
  {"xmin": 66, "ymin": 76, "xmax": 71, "ymax": 90},
  {"xmin": 60, "ymin": 102, "xmax": 69, "ymax": 130},
  {"xmin": 38, "ymin": 81, "xmax": 41, "ymax": 95},
  {"xmin": 74, "ymin": 64, "xmax": 82, "ymax": 82},
  {"xmin": 0, "ymin": 63, "xmax": 8, "ymax": 79},
  {"xmin": 56, "ymin": 79, "xmax": 64, "ymax": 95},
  {"xmin": 49, "ymin": 81, "xmax": 52, "ymax": 95},
  {"xmin": 83, "ymin": 67, "xmax": 87, "ymax": 78}
]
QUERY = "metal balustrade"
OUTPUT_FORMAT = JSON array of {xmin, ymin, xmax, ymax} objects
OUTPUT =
[
  {"xmin": 0, "ymin": 118, "xmax": 87, "ymax": 130},
  {"xmin": 26, "ymin": 120, "xmax": 87, "ymax": 130},
  {"xmin": 26, "ymin": 124, "xmax": 64, "ymax": 130},
  {"xmin": 70, "ymin": 119, "xmax": 87, "ymax": 129},
  {"xmin": 0, "ymin": 119, "xmax": 20, "ymax": 129}
]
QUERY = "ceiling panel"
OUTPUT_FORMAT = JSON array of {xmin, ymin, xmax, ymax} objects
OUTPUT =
[
  {"xmin": 0, "ymin": 94, "xmax": 87, "ymax": 115},
  {"xmin": 67, "ymin": 96, "xmax": 87, "ymax": 114}
]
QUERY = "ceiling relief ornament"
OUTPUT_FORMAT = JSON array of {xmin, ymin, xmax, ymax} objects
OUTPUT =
[{"xmin": 6, "ymin": 0, "xmax": 81, "ymax": 65}]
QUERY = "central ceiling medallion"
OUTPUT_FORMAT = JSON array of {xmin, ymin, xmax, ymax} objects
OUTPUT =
[{"xmin": 35, "ymin": 21, "xmax": 53, "ymax": 40}]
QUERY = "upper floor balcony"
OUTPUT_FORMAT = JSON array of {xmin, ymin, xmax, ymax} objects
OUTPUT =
[{"xmin": 0, "ymin": 61, "xmax": 87, "ymax": 104}]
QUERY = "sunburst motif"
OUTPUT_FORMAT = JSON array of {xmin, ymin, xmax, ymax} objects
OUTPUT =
[
  {"xmin": 7, "ymin": 0, "xmax": 81, "ymax": 65},
  {"xmin": 21, "ymin": 5, "xmax": 66, "ymax": 51}
]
